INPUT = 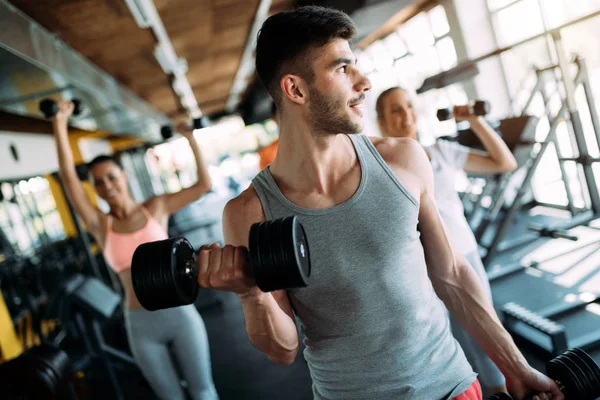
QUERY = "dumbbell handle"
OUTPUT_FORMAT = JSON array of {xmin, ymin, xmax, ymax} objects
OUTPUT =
[{"xmin": 437, "ymin": 100, "xmax": 490, "ymax": 121}]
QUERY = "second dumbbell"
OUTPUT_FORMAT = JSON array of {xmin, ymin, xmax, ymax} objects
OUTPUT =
[
  {"xmin": 437, "ymin": 100, "xmax": 490, "ymax": 121},
  {"xmin": 39, "ymin": 98, "xmax": 83, "ymax": 118},
  {"xmin": 131, "ymin": 216, "xmax": 311, "ymax": 311}
]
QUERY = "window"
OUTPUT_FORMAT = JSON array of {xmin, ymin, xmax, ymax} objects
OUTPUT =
[
  {"xmin": 360, "ymin": 6, "xmax": 459, "ymax": 138},
  {"xmin": 429, "ymin": 5, "xmax": 450, "ymax": 38},
  {"xmin": 0, "ymin": 178, "xmax": 65, "ymax": 256},
  {"xmin": 539, "ymin": 0, "xmax": 600, "ymax": 29},
  {"xmin": 493, "ymin": 0, "xmax": 545, "ymax": 47},
  {"xmin": 500, "ymin": 37, "xmax": 554, "ymax": 103},
  {"xmin": 487, "ymin": 0, "xmax": 519, "ymax": 12}
]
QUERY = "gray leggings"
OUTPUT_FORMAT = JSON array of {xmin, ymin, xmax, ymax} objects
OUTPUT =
[
  {"xmin": 449, "ymin": 251, "xmax": 506, "ymax": 391},
  {"xmin": 124, "ymin": 305, "xmax": 218, "ymax": 400}
]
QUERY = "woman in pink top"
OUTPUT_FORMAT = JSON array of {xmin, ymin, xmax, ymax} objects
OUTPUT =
[{"xmin": 51, "ymin": 100, "xmax": 218, "ymax": 399}]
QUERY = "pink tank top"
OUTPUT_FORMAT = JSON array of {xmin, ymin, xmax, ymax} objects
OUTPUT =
[{"xmin": 103, "ymin": 207, "xmax": 168, "ymax": 273}]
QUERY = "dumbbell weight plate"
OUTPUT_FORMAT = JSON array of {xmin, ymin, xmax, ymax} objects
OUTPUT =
[
  {"xmin": 271, "ymin": 218, "xmax": 288, "ymax": 288},
  {"xmin": 548, "ymin": 354, "xmax": 585, "ymax": 398},
  {"xmin": 248, "ymin": 222, "xmax": 263, "ymax": 286},
  {"xmin": 569, "ymin": 348, "xmax": 600, "ymax": 398},
  {"xmin": 132, "ymin": 237, "xmax": 198, "ymax": 311},
  {"xmin": 40, "ymin": 99, "xmax": 59, "ymax": 118},
  {"xmin": 248, "ymin": 217, "xmax": 310, "ymax": 292},
  {"xmin": 257, "ymin": 219, "xmax": 279, "ymax": 292},
  {"xmin": 281, "ymin": 216, "xmax": 310, "ymax": 288},
  {"xmin": 571, "ymin": 348, "xmax": 600, "ymax": 397},
  {"xmin": 173, "ymin": 237, "xmax": 199, "ymax": 305},
  {"xmin": 561, "ymin": 350, "xmax": 591, "ymax": 398}
]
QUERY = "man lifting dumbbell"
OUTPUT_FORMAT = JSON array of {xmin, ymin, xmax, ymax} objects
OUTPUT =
[{"xmin": 134, "ymin": 6, "xmax": 561, "ymax": 400}]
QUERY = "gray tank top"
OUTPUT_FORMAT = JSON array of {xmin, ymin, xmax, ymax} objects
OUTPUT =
[{"xmin": 251, "ymin": 134, "xmax": 476, "ymax": 400}]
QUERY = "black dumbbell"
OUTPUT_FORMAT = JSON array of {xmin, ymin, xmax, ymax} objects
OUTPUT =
[
  {"xmin": 0, "ymin": 344, "xmax": 71, "ymax": 399},
  {"xmin": 437, "ymin": 100, "xmax": 490, "ymax": 121},
  {"xmin": 160, "ymin": 117, "xmax": 211, "ymax": 141},
  {"xmin": 131, "ymin": 216, "xmax": 311, "ymax": 311},
  {"xmin": 39, "ymin": 98, "xmax": 83, "ymax": 118},
  {"xmin": 487, "ymin": 348, "xmax": 600, "ymax": 400}
]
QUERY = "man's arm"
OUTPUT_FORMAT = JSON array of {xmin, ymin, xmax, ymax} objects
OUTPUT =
[
  {"xmin": 375, "ymin": 137, "xmax": 562, "ymax": 400},
  {"xmin": 209, "ymin": 188, "xmax": 299, "ymax": 365}
]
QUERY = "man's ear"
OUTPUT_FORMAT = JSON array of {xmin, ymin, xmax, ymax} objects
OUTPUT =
[{"xmin": 280, "ymin": 74, "xmax": 308, "ymax": 105}]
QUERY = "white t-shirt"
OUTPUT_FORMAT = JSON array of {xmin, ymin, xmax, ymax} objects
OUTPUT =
[{"xmin": 425, "ymin": 140, "xmax": 479, "ymax": 254}]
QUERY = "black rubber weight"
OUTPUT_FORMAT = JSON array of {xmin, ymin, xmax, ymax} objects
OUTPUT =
[
  {"xmin": 562, "ymin": 350, "xmax": 589, "ymax": 397},
  {"xmin": 132, "ymin": 238, "xmax": 192, "ymax": 311},
  {"xmin": 271, "ymin": 218, "xmax": 287, "ymax": 288},
  {"xmin": 262, "ymin": 219, "xmax": 280, "ymax": 292},
  {"xmin": 549, "ymin": 355, "xmax": 584, "ymax": 398},
  {"xmin": 567, "ymin": 350, "xmax": 595, "ymax": 398},
  {"xmin": 173, "ymin": 237, "xmax": 199, "ymax": 306},
  {"xmin": 248, "ymin": 222, "xmax": 262, "ymax": 284},
  {"xmin": 571, "ymin": 348, "xmax": 600, "ymax": 397},
  {"xmin": 282, "ymin": 216, "xmax": 310, "ymax": 288},
  {"xmin": 570, "ymin": 348, "xmax": 600, "ymax": 398}
]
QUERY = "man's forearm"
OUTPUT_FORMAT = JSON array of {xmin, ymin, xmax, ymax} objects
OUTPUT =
[
  {"xmin": 238, "ymin": 292, "xmax": 299, "ymax": 364},
  {"xmin": 432, "ymin": 258, "xmax": 529, "ymax": 375}
]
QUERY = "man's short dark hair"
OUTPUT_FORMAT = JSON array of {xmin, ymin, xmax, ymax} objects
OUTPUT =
[
  {"xmin": 87, "ymin": 154, "xmax": 122, "ymax": 171},
  {"xmin": 255, "ymin": 6, "xmax": 357, "ymax": 104}
]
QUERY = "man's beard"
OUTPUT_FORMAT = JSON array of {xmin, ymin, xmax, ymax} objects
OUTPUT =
[{"xmin": 308, "ymin": 86, "xmax": 363, "ymax": 136}]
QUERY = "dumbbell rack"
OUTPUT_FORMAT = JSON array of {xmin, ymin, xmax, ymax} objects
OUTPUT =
[{"xmin": 501, "ymin": 296, "xmax": 600, "ymax": 357}]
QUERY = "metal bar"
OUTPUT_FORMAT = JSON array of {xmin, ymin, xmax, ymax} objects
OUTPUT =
[
  {"xmin": 417, "ymin": 9, "xmax": 600, "ymax": 94},
  {"xmin": 520, "ymin": 75, "xmax": 546, "ymax": 115},
  {"xmin": 483, "ymin": 142, "xmax": 550, "ymax": 265},
  {"xmin": 532, "ymin": 201, "xmax": 586, "ymax": 213},
  {"xmin": 101, "ymin": 344, "xmax": 136, "ymax": 365},
  {"xmin": 91, "ymin": 320, "xmax": 123, "ymax": 400},
  {"xmin": 554, "ymin": 30, "xmax": 600, "ymax": 213},
  {"xmin": 539, "ymin": 77, "xmax": 578, "ymax": 215},
  {"xmin": 0, "ymin": 85, "xmax": 73, "ymax": 107}
]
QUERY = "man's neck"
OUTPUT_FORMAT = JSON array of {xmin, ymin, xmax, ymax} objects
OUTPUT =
[{"xmin": 271, "ymin": 116, "xmax": 356, "ymax": 195}]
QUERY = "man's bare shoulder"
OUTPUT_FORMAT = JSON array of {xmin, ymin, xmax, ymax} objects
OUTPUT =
[
  {"xmin": 222, "ymin": 186, "xmax": 265, "ymax": 245},
  {"xmin": 368, "ymin": 136, "xmax": 428, "ymax": 171}
]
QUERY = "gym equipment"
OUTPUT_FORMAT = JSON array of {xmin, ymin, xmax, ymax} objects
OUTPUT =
[
  {"xmin": 160, "ymin": 116, "xmax": 211, "ymax": 141},
  {"xmin": 131, "ymin": 216, "xmax": 311, "ymax": 311},
  {"xmin": 475, "ymin": 55, "xmax": 600, "ymax": 267},
  {"xmin": 486, "ymin": 347, "xmax": 600, "ymax": 399},
  {"xmin": 39, "ymin": 98, "xmax": 83, "ymax": 118},
  {"xmin": 436, "ymin": 100, "xmax": 490, "ymax": 121},
  {"xmin": 56, "ymin": 274, "xmax": 132, "ymax": 400},
  {"xmin": 0, "ymin": 344, "xmax": 74, "ymax": 399},
  {"xmin": 502, "ymin": 300, "xmax": 600, "ymax": 357},
  {"xmin": 527, "ymin": 225, "xmax": 578, "ymax": 241}
]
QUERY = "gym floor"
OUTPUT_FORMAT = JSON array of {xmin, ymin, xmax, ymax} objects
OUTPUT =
[{"xmin": 83, "ymin": 207, "xmax": 600, "ymax": 400}]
